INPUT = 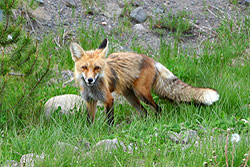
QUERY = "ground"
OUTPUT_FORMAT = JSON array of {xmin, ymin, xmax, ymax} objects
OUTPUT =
[{"xmin": 22, "ymin": 0, "xmax": 249, "ymax": 51}]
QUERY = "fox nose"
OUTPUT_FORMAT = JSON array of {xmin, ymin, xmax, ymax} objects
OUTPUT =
[{"xmin": 87, "ymin": 78, "xmax": 93, "ymax": 84}]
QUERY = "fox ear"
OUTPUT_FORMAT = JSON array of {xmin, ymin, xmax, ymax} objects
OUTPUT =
[
  {"xmin": 70, "ymin": 42, "xmax": 85, "ymax": 62},
  {"xmin": 98, "ymin": 39, "xmax": 109, "ymax": 58}
]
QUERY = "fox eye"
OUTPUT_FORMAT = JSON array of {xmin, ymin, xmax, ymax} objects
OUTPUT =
[
  {"xmin": 94, "ymin": 66, "xmax": 100, "ymax": 70},
  {"xmin": 82, "ymin": 66, "xmax": 87, "ymax": 70}
]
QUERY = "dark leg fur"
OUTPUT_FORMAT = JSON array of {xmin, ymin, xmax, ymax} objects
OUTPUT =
[
  {"xmin": 105, "ymin": 98, "xmax": 114, "ymax": 125},
  {"xmin": 86, "ymin": 100, "xmax": 97, "ymax": 123},
  {"xmin": 123, "ymin": 89, "xmax": 148, "ymax": 117},
  {"xmin": 135, "ymin": 90, "xmax": 161, "ymax": 116}
]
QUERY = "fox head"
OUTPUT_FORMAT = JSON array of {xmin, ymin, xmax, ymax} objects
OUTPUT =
[{"xmin": 70, "ymin": 39, "xmax": 108, "ymax": 86}]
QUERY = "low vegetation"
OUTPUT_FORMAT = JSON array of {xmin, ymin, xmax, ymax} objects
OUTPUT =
[{"xmin": 151, "ymin": 10, "xmax": 193, "ymax": 38}]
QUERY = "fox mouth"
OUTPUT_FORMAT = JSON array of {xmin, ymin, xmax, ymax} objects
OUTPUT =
[
  {"xmin": 81, "ymin": 77, "xmax": 95, "ymax": 87},
  {"xmin": 81, "ymin": 73, "xmax": 102, "ymax": 87},
  {"xmin": 86, "ymin": 83, "xmax": 94, "ymax": 87}
]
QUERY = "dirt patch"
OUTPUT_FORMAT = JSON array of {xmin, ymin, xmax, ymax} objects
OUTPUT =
[{"xmin": 17, "ymin": 0, "xmax": 249, "ymax": 51}]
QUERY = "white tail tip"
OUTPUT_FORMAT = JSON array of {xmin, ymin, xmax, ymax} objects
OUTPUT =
[{"xmin": 203, "ymin": 90, "xmax": 219, "ymax": 105}]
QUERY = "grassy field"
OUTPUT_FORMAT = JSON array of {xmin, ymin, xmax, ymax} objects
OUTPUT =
[{"xmin": 1, "ymin": 6, "xmax": 250, "ymax": 167}]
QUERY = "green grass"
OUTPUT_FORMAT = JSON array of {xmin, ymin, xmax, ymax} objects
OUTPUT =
[
  {"xmin": 1, "ymin": 8, "xmax": 250, "ymax": 167},
  {"xmin": 150, "ymin": 10, "xmax": 193, "ymax": 38}
]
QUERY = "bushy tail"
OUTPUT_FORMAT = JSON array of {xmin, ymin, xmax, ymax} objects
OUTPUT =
[{"xmin": 153, "ymin": 62, "xmax": 219, "ymax": 105}]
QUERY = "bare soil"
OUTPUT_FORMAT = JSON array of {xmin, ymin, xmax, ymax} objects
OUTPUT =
[{"xmin": 19, "ymin": 0, "xmax": 249, "ymax": 51}]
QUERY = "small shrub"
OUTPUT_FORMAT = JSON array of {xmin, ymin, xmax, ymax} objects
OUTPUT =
[
  {"xmin": 151, "ymin": 11, "xmax": 193, "ymax": 37},
  {"xmin": 0, "ymin": 0, "xmax": 50, "ymax": 127}
]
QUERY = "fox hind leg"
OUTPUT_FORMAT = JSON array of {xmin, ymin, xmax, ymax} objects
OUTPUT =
[
  {"xmin": 136, "ymin": 90, "xmax": 161, "ymax": 115},
  {"xmin": 123, "ymin": 89, "xmax": 148, "ymax": 117},
  {"xmin": 133, "ymin": 66, "xmax": 162, "ymax": 115}
]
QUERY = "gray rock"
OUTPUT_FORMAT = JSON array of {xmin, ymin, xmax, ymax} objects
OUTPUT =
[
  {"xmin": 56, "ymin": 141, "xmax": 79, "ymax": 153},
  {"xmin": 132, "ymin": 1, "xmax": 141, "ymax": 7},
  {"xmin": 61, "ymin": 70, "xmax": 74, "ymax": 81},
  {"xmin": 94, "ymin": 138, "xmax": 132, "ymax": 153},
  {"xmin": 127, "ymin": 143, "xmax": 136, "ymax": 153},
  {"xmin": 0, "ymin": 10, "xmax": 3, "ymax": 22},
  {"xmin": 133, "ymin": 24, "xmax": 147, "ymax": 32},
  {"xmin": 87, "ymin": 6, "xmax": 100, "ymax": 15},
  {"xmin": 181, "ymin": 130, "xmax": 198, "ymax": 144},
  {"xmin": 44, "ymin": 94, "xmax": 85, "ymax": 117},
  {"xmin": 30, "ymin": 7, "xmax": 51, "ymax": 22},
  {"xmin": 130, "ymin": 7, "xmax": 147, "ymax": 23},
  {"xmin": 153, "ymin": 8, "xmax": 164, "ymax": 14},
  {"xmin": 78, "ymin": 138, "xmax": 91, "ymax": 151},
  {"xmin": 168, "ymin": 130, "xmax": 198, "ymax": 144},
  {"xmin": 168, "ymin": 131, "xmax": 182, "ymax": 144},
  {"xmin": 182, "ymin": 144, "xmax": 192, "ymax": 151},
  {"xmin": 35, "ymin": 0, "xmax": 44, "ymax": 5},
  {"xmin": 2, "ymin": 160, "xmax": 19, "ymax": 167},
  {"xmin": 49, "ymin": 69, "xmax": 74, "ymax": 86},
  {"xmin": 103, "ymin": 3, "xmax": 122, "ymax": 19},
  {"xmin": 65, "ymin": 1, "xmax": 76, "ymax": 8},
  {"xmin": 20, "ymin": 153, "xmax": 45, "ymax": 167}
]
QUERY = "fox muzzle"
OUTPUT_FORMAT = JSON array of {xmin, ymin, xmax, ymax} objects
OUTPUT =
[{"xmin": 81, "ymin": 73, "xmax": 98, "ymax": 87}]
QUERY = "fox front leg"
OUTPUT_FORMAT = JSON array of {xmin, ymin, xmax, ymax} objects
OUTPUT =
[
  {"xmin": 86, "ymin": 100, "xmax": 97, "ymax": 123},
  {"xmin": 104, "ymin": 92, "xmax": 114, "ymax": 125}
]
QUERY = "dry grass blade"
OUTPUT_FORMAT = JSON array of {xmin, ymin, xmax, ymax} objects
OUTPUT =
[
  {"xmin": 225, "ymin": 129, "xmax": 230, "ymax": 167},
  {"xmin": 62, "ymin": 29, "xmax": 69, "ymax": 46},
  {"xmin": 190, "ymin": 22, "xmax": 217, "ymax": 36},
  {"xmin": 54, "ymin": 37, "xmax": 62, "ymax": 48},
  {"xmin": 0, "ymin": 74, "xmax": 8, "ymax": 95},
  {"xmin": 208, "ymin": 5, "xmax": 240, "ymax": 30},
  {"xmin": 1, "ymin": 49, "xmax": 4, "ymax": 74},
  {"xmin": 8, "ymin": 72, "xmax": 24, "ymax": 76},
  {"xmin": 23, "ymin": 6, "xmax": 35, "ymax": 33},
  {"xmin": 232, "ymin": 143, "xmax": 235, "ymax": 167},
  {"xmin": 243, "ymin": 148, "xmax": 250, "ymax": 167},
  {"xmin": 62, "ymin": 77, "xmax": 74, "ymax": 87}
]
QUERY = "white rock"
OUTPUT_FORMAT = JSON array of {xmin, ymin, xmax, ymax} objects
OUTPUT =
[
  {"xmin": 35, "ymin": 0, "xmax": 44, "ymax": 5},
  {"xmin": 103, "ymin": 3, "xmax": 122, "ymax": 19},
  {"xmin": 2, "ymin": 160, "xmax": 19, "ymax": 167},
  {"xmin": 182, "ymin": 130, "xmax": 198, "ymax": 144},
  {"xmin": 130, "ymin": 7, "xmax": 147, "ymax": 23},
  {"xmin": 56, "ymin": 141, "xmax": 79, "ymax": 153},
  {"xmin": 168, "ymin": 130, "xmax": 198, "ymax": 144},
  {"xmin": 78, "ymin": 138, "xmax": 91, "ymax": 151},
  {"xmin": 20, "ymin": 153, "xmax": 45, "ymax": 167},
  {"xmin": 127, "ymin": 143, "xmax": 136, "ymax": 153},
  {"xmin": 94, "ymin": 138, "xmax": 132, "ymax": 153},
  {"xmin": 168, "ymin": 131, "xmax": 182, "ymax": 144},
  {"xmin": 44, "ymin": 94, "xmax": 85, "ymax": 117},
  {"xmin": 101, "ymin": 21, "xmax": 107, "ymax": 26},
  {"xmin": 133, "ymin": 24, "xmax": 147, "ymax": 32}
]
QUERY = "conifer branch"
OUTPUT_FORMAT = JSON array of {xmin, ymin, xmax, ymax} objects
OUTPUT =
[
  {"xmin": 10, "ymin": 56, "xmax": 51, "ymax": 111},
  {"xmin": 0, "ymin": 74, "xmax": 8, "ymax": 95}
]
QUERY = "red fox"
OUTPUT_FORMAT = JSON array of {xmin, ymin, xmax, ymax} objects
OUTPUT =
[{"xmin": 70, "ymin": 39, "xmax": 219, "ymax": 125}]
